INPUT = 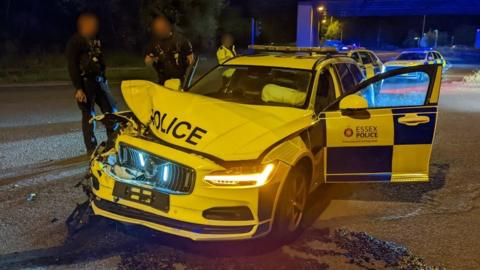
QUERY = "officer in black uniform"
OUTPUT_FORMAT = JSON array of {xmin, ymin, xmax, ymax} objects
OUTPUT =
[
  {"xmin": 66, "ymin": 12, "xmax": 117, "ymax": 155},
  {"xmin": 144, "ymin": 12, "xmax": 194, "ymax": 85}
]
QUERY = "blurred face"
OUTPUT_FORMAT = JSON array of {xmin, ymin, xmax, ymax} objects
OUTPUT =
[
  {"xmin": 222, "ymin": 35, "xmax": 234, "ymax": 48},
  {"xmin": 78, "ymin": 15, "xmax": 99, "ymax": 38},
  {"xmin": 152, "ymin": 17, "xmax": 172, "ymax": 39}
]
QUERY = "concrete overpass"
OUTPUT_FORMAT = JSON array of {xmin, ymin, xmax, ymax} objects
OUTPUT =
[{"xmin": 297, "ymin": 0, "xmax": 480, "ymax": 47}]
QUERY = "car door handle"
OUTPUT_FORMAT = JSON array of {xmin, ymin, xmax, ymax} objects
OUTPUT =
[{"xmin": 398, "ymin": 114, "xmax": 430, "ymax": 126}]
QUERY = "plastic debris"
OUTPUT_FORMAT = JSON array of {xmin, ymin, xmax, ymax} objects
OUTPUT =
[
  {"xmin": 66, "ymin": 200, "xmax": 93, "ymax": 235},
  {"xmin": 27, "ymin": 193, "xmax": 37, "ymax": 202}
]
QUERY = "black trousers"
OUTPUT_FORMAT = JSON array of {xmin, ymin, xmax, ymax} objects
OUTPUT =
[{"xmin": 77, "ymin": 77, "xmax": 116, "ymax": 154}]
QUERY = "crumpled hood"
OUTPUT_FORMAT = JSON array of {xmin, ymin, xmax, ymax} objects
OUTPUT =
[
  {"xmin": 121, "ymin": 80, "xmax": 313, "ymax": 161},
  {"xmin": 385, "ymin": 60, "xmax": 424, "ymax": 67}
]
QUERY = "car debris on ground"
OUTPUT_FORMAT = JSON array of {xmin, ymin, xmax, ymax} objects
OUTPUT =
[{"xmin": 26, "ymin": 193, "xmax": 37, "ymax": 202}]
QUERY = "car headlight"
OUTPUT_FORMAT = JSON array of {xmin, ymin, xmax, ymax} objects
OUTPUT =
[{"xmin": 204, "ymin": 163, "xmax": 275, "ymax": 187}]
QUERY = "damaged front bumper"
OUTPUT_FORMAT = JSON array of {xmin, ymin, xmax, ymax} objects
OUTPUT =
[{"xmin": 85, "ymin": 135, "xmax": 290, "ymax": 241}]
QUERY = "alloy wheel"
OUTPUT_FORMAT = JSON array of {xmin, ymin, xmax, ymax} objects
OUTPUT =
[{"xmin": 286, "ymin": 173, "xmax": 307, "ymax": 232}]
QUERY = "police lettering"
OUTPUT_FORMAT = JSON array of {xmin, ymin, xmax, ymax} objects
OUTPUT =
[
  {"xmin": 151, "ymin": 110, "xmax": 207, "ymax": 145},
  {"xmin": 355, "ymin": 126, "xmax": 378, "ymax": 139}
]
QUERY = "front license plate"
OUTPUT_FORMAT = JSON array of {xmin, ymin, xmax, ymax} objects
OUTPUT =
[{"xmin": 113, "ymin": 182, "xmax": 169, "ymax": 212}]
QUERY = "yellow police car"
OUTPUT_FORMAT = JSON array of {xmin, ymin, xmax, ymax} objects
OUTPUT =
[
  {"xmin": 384, "ymin": 49, "xmax": 447, "ymax": 73},
  {"xmin": 344, "ymin": 48, "xmax": 385, "ymax": 78},
  {"xmin": 88, "ymin": 45, "xmax": 443, "ymax": 241}
]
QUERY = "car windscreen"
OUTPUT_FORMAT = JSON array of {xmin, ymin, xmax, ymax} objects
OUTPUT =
[
  {"xmin": 187, "ymin": 66, "xmax": 312, "ymax": 108},
  {"xmin": 396, "ymin": 53, "xmax": 427, "ymax": 61}
]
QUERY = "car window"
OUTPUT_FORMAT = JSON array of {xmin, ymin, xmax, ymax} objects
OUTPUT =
[
  {"xmin": 315, "ymin": 67, "xmax": 336, "ymax": 113},
  {"xmin": 397, "ymin": 53, "xmax": 427, "ymax": 61},
  {"xmin": 358, "ymin": 52, "xmax": 373, "ymax": 65},
  {"xmin": 334, "ymin": 63, "xmax": 357, "ymax": 93},
  {"xmin": 350, "ymin": 52, "xmax": 360, "ymax": 63},
  {"xmin": 434, "ymin": 52, "xmax": 443, "ymax": 60},
  {"xmin": 354, "ymin": 71, "xmax": 431, "ymax": 108},
  {"xmin": 347, "ymin": 64, "xmax": 364, "ymax": 83},
  {"xmin": 188, "ymin": 66, "xmax": 313, "ymax": 108},
  {"xmin": 427, "ymin": 53, "xmax": 435, "ymax": 61},
  {"xmin": 368, "ymin": 52, "xmax": 380, "ymax": 65}
]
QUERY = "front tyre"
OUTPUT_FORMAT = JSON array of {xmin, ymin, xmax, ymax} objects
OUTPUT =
[{"xmin": 270, "ymin": 165, "xmax": 308, "ymax": 243}]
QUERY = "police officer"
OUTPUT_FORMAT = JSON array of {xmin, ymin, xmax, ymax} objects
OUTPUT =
[
  {"xmin": 144, "ymin": 13, "xmax": 194, "ymax": 85},
  {"xmin": 217, "ymin": 33, "xmax": 237, "ymax": 64},
  {"xmin": 66, "ymin": 12, "xmax": 116, "ymax": 156}
]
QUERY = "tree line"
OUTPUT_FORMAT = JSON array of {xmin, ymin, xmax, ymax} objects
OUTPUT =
[{"xmin": 0, "ymin": 0, "xmax": 228, "ymax": 54}]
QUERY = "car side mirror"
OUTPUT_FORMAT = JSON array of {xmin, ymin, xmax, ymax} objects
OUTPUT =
[
  {"xmin": 164, "ymin": 79, "xmax": 182, "ymax": 91},
  {"xmin": 339, "ymin": 95, "xmax": 368, "ymax": 111}
]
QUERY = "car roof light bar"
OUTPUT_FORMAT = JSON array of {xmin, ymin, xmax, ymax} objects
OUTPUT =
[{"xmin": 248, "ymin": 45, "xmax": 338, "ymax": 55}]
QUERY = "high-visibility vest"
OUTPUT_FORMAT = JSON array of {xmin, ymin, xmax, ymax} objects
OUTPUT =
[
  {"xmin": 364, "ymin": 64, "xmax": 375, "ymax": 79},
  {"xmin": 217, "ymin": 45, "xmax": 237, "ymax": 64}
]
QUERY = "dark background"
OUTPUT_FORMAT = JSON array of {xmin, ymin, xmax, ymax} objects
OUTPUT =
[{"xmin": 0, "ymin": 0, "xmax": 479, "ymax": 69}]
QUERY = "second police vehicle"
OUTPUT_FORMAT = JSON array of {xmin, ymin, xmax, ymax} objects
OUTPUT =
[
  {"xmin": 385, "ymin": 49, "xmax": 447, "ymax": 72},
  {"xmin": 344, "ymin": 48, "xmax": 385, "ymax": 78}
]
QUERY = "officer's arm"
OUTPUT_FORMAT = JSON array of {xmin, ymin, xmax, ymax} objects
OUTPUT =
[
  {"xmin": 186, "ymin": 53, "xmax": 194, "ymax": 66},
  {"xmin": 144, "ymin": 42, "xmax": 157, "ymax": 67},
  {"xmin": 181, "ymin": 38, "xmax": 194, "ymax": 65},
  {"xmin": 99, "ymin": 51, "xmax": 107, "ymax": 76},
  {"xmin": 66, "ymin": 38, "xmax": 83, "ymax": 91},
  {"xmin": 145, "ymin": 55, "xmax": 155, "ymax": 67}
]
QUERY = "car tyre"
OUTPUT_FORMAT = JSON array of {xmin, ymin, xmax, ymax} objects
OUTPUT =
[{"xmin": 270, "ymin": 165, "xmax": 308, "ymax": 243}]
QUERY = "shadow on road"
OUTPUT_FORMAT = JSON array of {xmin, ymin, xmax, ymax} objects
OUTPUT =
[
  {"xmin": 0, "ymin": 217, "xmax": 325, "ymax": 270},
  {"xmin": 310, "ymin": 163, "xmax": 449, "ymax": 205},
  {"xmin": 0, "ymin": 163, "xmax": 448, "ymax": 269}
]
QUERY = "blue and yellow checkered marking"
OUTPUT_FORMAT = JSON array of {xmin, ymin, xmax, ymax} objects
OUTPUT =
[
  {"xmin": 324, "ymin": 106, "xmax": 437, "ymax": 183},
  {"xmin": 327, "ymin": 146, "xmax": 393, "ymax": 174},
  {"xmin": 392, "ymin": 107, "xmax": 437, "ymax": 145},
  {"xmin": 327, "ymin": 173, "xmax": 392, "ymax": 182}
]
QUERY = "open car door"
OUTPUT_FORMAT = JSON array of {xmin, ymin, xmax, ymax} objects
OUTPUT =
[
  {"xmin": 322, "ymin": 64, "xmax": 442, "ymax": 183},
  {"xmin": 182, "ymin": 56, "xmax": 200, "ymax": 89}
]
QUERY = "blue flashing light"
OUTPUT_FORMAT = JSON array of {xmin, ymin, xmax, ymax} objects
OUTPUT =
[{"xmin": 476, "ymin": 29, "xmax": 480, "ymax": 49}]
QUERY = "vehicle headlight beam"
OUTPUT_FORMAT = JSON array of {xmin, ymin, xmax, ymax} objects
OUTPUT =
[{"xmin": 204, "ymin": 164, "xmax": 275, "ymax": 187}]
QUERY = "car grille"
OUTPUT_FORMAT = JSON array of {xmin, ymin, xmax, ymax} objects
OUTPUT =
[{"xmin": 117, "ymin": 143, "xmax": 195, "ymax": 194}]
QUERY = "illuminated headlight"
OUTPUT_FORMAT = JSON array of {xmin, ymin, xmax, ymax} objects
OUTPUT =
[{"xmin": 204, "ymin": 164, "xmax": 275, "ymax": 187}]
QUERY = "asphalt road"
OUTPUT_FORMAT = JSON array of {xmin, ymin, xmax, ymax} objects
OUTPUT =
[{"xmin": 0, "ymin": 67, "xmax": 479, "ymax": 269}]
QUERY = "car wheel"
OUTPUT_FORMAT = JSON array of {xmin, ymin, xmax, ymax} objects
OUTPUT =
[{"xmin": 270, "ymin": 165, "xmax": 308, "ymax": 243}]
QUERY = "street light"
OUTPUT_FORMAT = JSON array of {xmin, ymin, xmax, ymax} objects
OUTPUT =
[{"xmin": 317, "ymin": 5, "xmax": 327, "ymax": 45}]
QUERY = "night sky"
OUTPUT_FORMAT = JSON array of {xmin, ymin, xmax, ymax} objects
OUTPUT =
[{"xmin": 0, "ymin": 0, "xmax": 479, "ymax": 53}]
